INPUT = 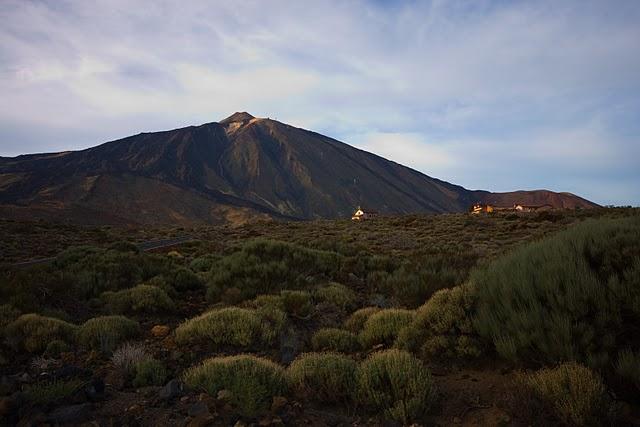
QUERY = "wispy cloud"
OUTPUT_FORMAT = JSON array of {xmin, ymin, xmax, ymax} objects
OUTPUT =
[{"xmin": 0, "ymin": 0, "xmax": 639, "ymax": 205}]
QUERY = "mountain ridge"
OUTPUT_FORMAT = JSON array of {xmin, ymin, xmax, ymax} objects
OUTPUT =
[{"xmin": 0, "ymin": 112, "xmax": 598, "ymax": 225}]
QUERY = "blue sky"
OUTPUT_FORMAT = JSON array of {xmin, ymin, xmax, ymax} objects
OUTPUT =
[{"xmin": 1, "ymin": 0, "xmax": 639, "ymax": 205}]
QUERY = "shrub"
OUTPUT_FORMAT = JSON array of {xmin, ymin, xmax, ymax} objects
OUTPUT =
[
  {"xmin": 44, "ymin": 340, "xmax": 70, "ymax": 357},
  {"xmin": 396, "ymin": 284, "xmax": 482, "ymax": 359},
  {"xmin": 344, "ymin": 307, "xmax": 381, "ymax": 332},
  {"xmin": 112, "ymin": 342, "xmax": 149, "ymax": 373},
  {"xmin": 287, "ymin": 352, "xmax": 357, "ymax": 403},
  {"xmin": 616, "ymin": 349, "xmax": 640, "ymax": 391},
  {"xmin": 190, "ymin": 254, "xmax": 220, "ymax": 272},
  {"xmin": 522, "ymin": 362, "xmax": 607, "ymax": 426},
  {"xmin": 357, "ymin": 349, "xmax": 435, "ymax": 424},
  {"xmin": 314, "ymin": 283, "xmax": 356, "ymax": 311},
  {"xmin": 280, "ymin": 290, "xmax": 313, "ymax": 318},
  {"xmin": 166, "ymin": 267, "xmax": 203, "ymax": 291},
  {"xmin": 24, "ymin": 379, "xmax": 85, "ymax": 405},
  {"xmin": 175, "ymin": 307, "xmax": 284, "ymax": 348},
  {"xmin": 256, "ymin": 305, "xmax": 288, "ymax": 345},
  {"xmin": 133, "ymin": 358, "xmax": 167, "ymax": 387},
  {"xmin": 376, "ymin": 262, "xmax": 464, "ymax": 308},
  {"xmin": 102, "ymin": 285, "xmax": 175, "ymax": 314},
  {"xmin": 0, "ymin": 304, "xmax": 21, "ymax": 330},
  {"xmin": 183, "ymin": 355, "xmax": 286, "ymax": 417},
  {"xmin": 206, "ymin": 239, "xmax": 341, "ymax": 302},
  {"xmin": 77, "ymin": 316, "xmax": 140, "ymax": 353},
  {"xmin": 473, "ymin": 216, "xmax": 640, "ymax": 367},
  {"xmin": 54, "ymin": 247, "xmax": 172, "ymax": 298},
  {"xmin": 4, "ymin": 314, "xmax": 77, "ymax": 353},
  {"xmin": 244, "ymin": 294, "xmax": 284, "ymax": 311},
  {"xmin": 359, "ymin": 309, "xmax": 415, "ymax": 349},
  {"xmin": 311, "ymin": 328, "xmax": 360, "ymax": 353}
]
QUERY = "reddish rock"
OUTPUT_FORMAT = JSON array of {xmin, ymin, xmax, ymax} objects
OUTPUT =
[
  {"xmin": 271, "ymin": 396, "xmax": 287, "ymax": 412},
  {"xmin": 151, "ymin": 325, "xmax": 170, "ymax": 337}
]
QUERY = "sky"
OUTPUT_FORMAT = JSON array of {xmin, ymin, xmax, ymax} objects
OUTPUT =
[{"xmin": 1, "ymin": 0, "xmax": 639, "ymax": 205}]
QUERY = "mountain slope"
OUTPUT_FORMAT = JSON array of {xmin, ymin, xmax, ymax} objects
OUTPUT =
[{"xmin": 0, "ymin": 113, "xmax": 598, "ymax": 225}]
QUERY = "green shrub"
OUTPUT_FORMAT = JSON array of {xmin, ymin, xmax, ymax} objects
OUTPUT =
[
  {"xmin": 357, "ymin": 349, "xmax": 435, "ymax": 424},
  {"xmin": 54, "ymin": 247, "xmax": 172, "ymax": 298},
  {"xmin": 280, "ymin": 290, "xmax": 313, "ymax": 318},
  {"xmin": 133, "ymin": 358, "xmax": 167, "ymax": 387},
  {"xmin": 473, "ymin": 216, "xmax": 640, "ymax": 368},
  {"xmin": 4, "ymin": 314, "xmax": 77, "ymax": 353},
  {"xmin": 359, "ymin": 309, "xmax": 415, "ymax": 349},
  {"xmin": 376, "ymin": 262, "xmax": 464, "ymax": 308},
  {"xmin": 44, "ymin": 340, "xmax": 70, "ymax": 357},
  {"xmin": 143, "ymin": 275, "xmax": 178, "ymax": 297},
  {"xmin": 190, "ymin": 254, "xmax": 220, "ymax": 272},
  {"xmin": 314, "ymin": 283, "xmax": 356, "ymax": 311},
  {"xmin": 244, "ymin": 294, "xmax": 284, "ymax": 311},
  {"xmin": 522, "ymin": 362, "xmax": 607, "ymax": 426},
  {"xmin": 206, "ymin": 239, "xmax": 341, "ymax": 302},
  {"xmin": 166, "ymin": 267, "xmax": 203, "ymax": 291},
  {"xmin": 175, "ymin": 307, "xmax": 285, "ymax": 348},
  {"xmin": 287, "ymin": 352, "xmax": 357, "ymax": 403},
  {"xmin": 24, "ymin": 379, "xmax": 85, "ymax": 405},
  {"xmin": 183, "ymin": 354, "xmax": 286, "ymax": 417},
  {"xmin": 39, "ymin": 308, "xmax": 71, "ymax": 322},
  {"xmin": 77, "ymin": 315, "xmax": 140, "ymax": 353},
  {"xmin": 616, "ymin": 349, "xmax": 640, "ymax": 391},
  {"xmin": 102, "ymin": 284, "xmax": 176, "ymax": 314},
  {"xmin": 344, "ymin": 307, "xmax": 381, "ymax": 332},
  {"xmin": 311, "ymin": 328, "xmax": 360, "ymax": 353},
  {"xmin": 396, "ymin": 284, "xmax": 481, "ymax": 358},
  {"xmin": 0, "ymin": 304, "xmax": 21, "ymax": 330},
  {"xmin": 256, "ymin": 305, "xmax": 288, "ymax": 344}
]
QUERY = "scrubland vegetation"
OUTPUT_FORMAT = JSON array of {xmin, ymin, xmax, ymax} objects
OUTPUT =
[{"xmin": 0, "ymin": 207, "xmax": 639, "ymax": 425}]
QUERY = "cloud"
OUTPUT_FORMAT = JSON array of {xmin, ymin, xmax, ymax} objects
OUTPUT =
[
  {"xmin": 0, "ymin": 0, "xmax": 639, "ymax": 205},
  {"xmin": 352, "ymin": 132, "xmax": 456, "ymax": 178}
]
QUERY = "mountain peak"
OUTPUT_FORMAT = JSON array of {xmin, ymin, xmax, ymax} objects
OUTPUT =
[{"xmin": 220, "ymin": 112, "xmax": 255, "ymax": 124}]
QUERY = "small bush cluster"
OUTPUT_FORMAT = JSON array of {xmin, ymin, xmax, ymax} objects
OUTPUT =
[
  {"xmin": 189, "ymin": 254, "xmax": 220, "ymax": 272},
  {"xmin": 111, "ymin": 342, "xmax": 149, "ymax": 373},
  {"xmin": 473, "ymin": 216, "xmax": 640, "ymax": 369},
  {"xmin": 359, "ymin": 309, "xmax": 415, "ymax": 349},
  {"xmin": 357, "ymin": 349, "xmax": 435, "ymax": 424},
  {"xmin": 344, "ymin": 307, "xmax": 381, "ymax": 332},
  {"xmin": 132, "ymin": 358, "xmax": 167, "ymax": 387},
  {"xmin": 522, "ymin": 362, "xmax": 607, "ymax": 426},
  {"xmin": 280, "ymin": 290, "xmax": 313, "ymax": 318},
  {"xmin": 396, "ymin": 284, "xmax": 481, "ymax": 358},
  {"xmin": 286, "ymin": 352, "xmax": 357, "ymax": 403},
  {"xmin": 102, "ymin": 284, "xmax": 175, "ymax": 314},
  {"xmin": 206, "ymin": 239, "xmax": 341, "ymax": 302},
  {"xmin": 175, "ymin": 307, "xmax": 285, "ymax": 349},
  {"xmin": 24, "ymin": 379, "xmax": 85, "ymax": 405},
  {"xmin": 616, "ymin": 349, "xmax": 640, "ymax": 391},
  {"xmin": 375, "ymin": 262, "xmax": 464, "ymax": 308},
  {"xmin": 77, "ymin": 315, "xmax": 140, "ymax": 353},
  {"xmin": 4, "ymin": 314, "xmax": 77, "ymax": 353},
  {"xmin": 183, "ymin": 354, "xmax": 287, "ymax": 417},
  {"xmin": 313, "ymin": 283, "xmax": 356, "ymax": 311},
  {"xmin": 44, "ymin": 340, "xmax": 70, "ymax": 357},
  {"xmin": 164, "ymin": 267, "xmax": 203, "ymax": 291},
  {"xmin": 311, "ymin": 328, "xmax": 360, "ymax": 353},
  {"xmin": 0, "ymin": 304, "xmax": 21, "ymax": 331}
]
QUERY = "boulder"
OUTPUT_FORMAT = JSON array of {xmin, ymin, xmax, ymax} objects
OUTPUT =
[
  {"xmin": 188, "ymin": 401, "xmax": 209, "ymax": 417},
  {"xmin": 151, "ymin": 325, "xmax": 171, "ymax": 338},
  {"xmin": 158, "ymin": 379, "xmax": 183, "ymax": 400}
]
